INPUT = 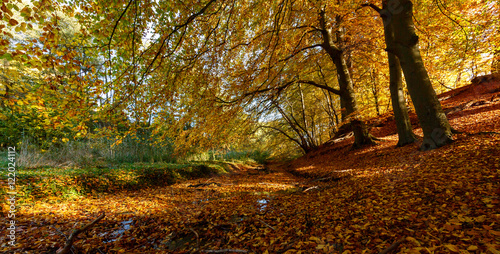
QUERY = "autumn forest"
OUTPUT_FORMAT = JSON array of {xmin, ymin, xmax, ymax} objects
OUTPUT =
[{"xmin": 0, "ymin": 0, "xmax": 499, "ymax": 253}]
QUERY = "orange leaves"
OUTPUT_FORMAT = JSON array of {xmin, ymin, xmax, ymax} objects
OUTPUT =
[{"xmin": 8, "ymin": 18, "xmax": 18, "ymax": 26}]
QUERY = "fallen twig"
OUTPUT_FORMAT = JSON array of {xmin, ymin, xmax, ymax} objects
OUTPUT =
[
  {"xmin": 56, "ymin": 213, "xmax": 105, "ymax": 254},
  {"xmin": 201, "ymin": 249, "xmax": 248, "ymax": 253},
  {"xmin": 188, "ymin": 182, "xmax": 221, "ymax": 188},
  {"xmin": 379, "ymin": 238, "xmax": 405, "ymax": 254},
  {"xmin": 50, "ymin": 226, "xmax": 69, "ymax": 240},
  {"xmin": 257, "ymin": 218, "xmax": 276, "ymax": 231},
  {"xmin": 303, "ymin": 186, "xmax": 319, "ymax": 192},
  {"xmin": 189, "ymin": 227, "xmax": 200, "ymax": 249}
]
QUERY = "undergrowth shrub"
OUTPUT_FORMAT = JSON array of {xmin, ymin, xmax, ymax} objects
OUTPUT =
[
  {"xmin": 3, "ymin": 162, "xmax": 227, "ymax": 203},
  {"xmin": 182, "ymin": 149, "xmax": 271, "ymax": 164},
  {"xmin": 16, "ymin": 136, "xmax": 175, "ymax": 168}
]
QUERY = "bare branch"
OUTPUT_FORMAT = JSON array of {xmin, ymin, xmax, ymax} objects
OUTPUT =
[
  {"xmin": 108, "ymin": 0, "xmax": 135, "ymax": 63},
  {"xmin": 259, "ymin": 125, "xmax": 303, "ymax": 149},
  {"xmin": 279, "ymin": 44, "xmax": 323, "ymax": 63},
  {"xmin": 359, "ymin": 3, "xmax": 382, "ymax": 14},
  {"xmin": 215, "ymin": 80, "xmax": 295, "ymax": 104},
  {"xmin": 297, "ymin": 80, "xmax": 341, "ymax": 95}
]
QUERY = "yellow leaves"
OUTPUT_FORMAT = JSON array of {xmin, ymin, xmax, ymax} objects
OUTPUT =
[
  {"xmin": 481, "ymin": 197, "xmax": 495, "ymax": 208},
  {"xmin": 486, "ymin": 244, "xmax": 500, "ymax": 254},
  {"xmin": 316, "ymin": 243, "xmax": 335, "ymax": 252},
  {"xmin": 467, "ymin": 245, "xmax": 478, "ymax": 251},
  {"xmin": 20, "ymin": 6, "xmax": 32, "ymax": 16},
  {"xmin": 405, "ymin": 237, "xmax": 421, "ymax": 246},
  {"xmin": 111, "ymin": 138, "xmax": 123, "ymax": 147},
  {"xmin": 14, "ymin": 22, "xmax": 27, "ymax": 32},
  {"xmin": 444, "ymin": 244, "xmax": 460, "ymax": 252},
  {"xmin": 474, "ymin": 215, "xmax": 486, "ymax": 223},
  {"xmin": 309, "ymin": 236, "xmax": 321, "ymax": 242}
]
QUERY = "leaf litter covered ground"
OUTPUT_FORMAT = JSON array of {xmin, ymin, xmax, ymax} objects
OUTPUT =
[{"xmin": 1, "ymin": 78, "xmax": 500, "ymax": 253}]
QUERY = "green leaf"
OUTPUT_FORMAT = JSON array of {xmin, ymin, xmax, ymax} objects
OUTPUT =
[{"xmin": 0, "ymin": 53, "xmax": 13, "ymax": 61}]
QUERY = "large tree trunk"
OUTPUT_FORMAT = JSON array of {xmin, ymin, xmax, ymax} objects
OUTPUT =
[
  {"xmin": 319, "ymin": 10, "xmax": 376, "ymax": 148},
  {"xmin": 390, "ymin": 0, "xmax": 453, "ymax": 150},
  {"xmin": 381, "ymin": 1, "xmax": 417, "ymax": 147}
]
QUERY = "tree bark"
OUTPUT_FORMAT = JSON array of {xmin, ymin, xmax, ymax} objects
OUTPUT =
[
  {"xmin": 390, "ymin": 0, "xmax": 453, "ymax": 150},
  {"xmin": 388, "ymin": 53, "xmax": 417, "ymax": 146},
  {"xmin": 381, "ymin": 1, "xmax": 418, "ymax": 146},
  {"xmin": 333, "ymin": 55, "xmax": 376, "ymax": 148},
  {"xmin": 319, "ymin": 10, "xmax": 376, "ymax": 148}
]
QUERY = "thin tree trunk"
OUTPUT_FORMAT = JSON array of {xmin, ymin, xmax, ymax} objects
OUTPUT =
[
  {"xmin": 370, "ymin": 69, "xmax": 381, "ymax": 116},
  {"xmin": 390, "ymin": 0, "xmax": 453, "ymax": 150},
  {"xmin": 333, "ymin": 55, "xmax": 376, "ymax": 148},
  {"xmin": 388, "ymin": 52, "xmax": 417, "ymax": 146},
  {"xmin": 319, "ymin": 10, "xmax": 376, "ymax": 148}
]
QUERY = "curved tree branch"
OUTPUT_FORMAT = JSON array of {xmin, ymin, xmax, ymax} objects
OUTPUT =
[
  {"xmin": 359, "ymin": 3, "xmax": 382, "ymax": 14},
  {"xmin": 108, "ymin": 0, "xmax": 135, "ymax": 63},
  {"xmin": 297, "ymin": 80, "xmax": 341, "ymax": 95}
]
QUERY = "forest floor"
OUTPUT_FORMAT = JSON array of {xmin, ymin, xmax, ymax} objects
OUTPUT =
[{"xmin": 1, "ymin": 77, "xmax": 500, "ymax": 253}]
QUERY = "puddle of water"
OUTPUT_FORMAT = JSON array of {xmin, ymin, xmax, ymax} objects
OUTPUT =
[
  {"xmin": 192, "ymin": 198, "xmax": 210, "ymax": 205},
  {"xmin": 257, "ymin": 199, "xmax": 269, "ymax": 211},
  {"xmin": 102, "ymin": 220, "xmax": 133, "ymax": 243}
]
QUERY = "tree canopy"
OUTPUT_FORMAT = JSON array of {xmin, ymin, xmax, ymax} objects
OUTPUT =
[{"xmin": 1, "ymin": 0, "xmax": 499, "ymax": 155}]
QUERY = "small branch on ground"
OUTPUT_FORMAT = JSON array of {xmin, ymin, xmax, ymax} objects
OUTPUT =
[
  {"xmin": 189, "ymin": 227, "xmax": 200, "ymax": 249},
  {"xmin": 188, "ymin": 182, "xmax": 222, "ymax": 188},
  {"xmin": 56, "ymin": 213, "xmax": 106, "ymax": 254},
  {"xmin": 201, "ymin": 249, "xmax": 249, "ymax": 253},
  {"xmin": 50, "ymin": 226, "xmax": 69, "ymax": 240},
  {"xmin": 257, "ymin": 218, "xmax": 276, "ymax": 231},
  {"xmin": 303, "ymin": 186, "xmax": 319, "ymax": 192},
  {"xmin": 379, "ymin": 238, "xmax": 406, "ymax": 254}
]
